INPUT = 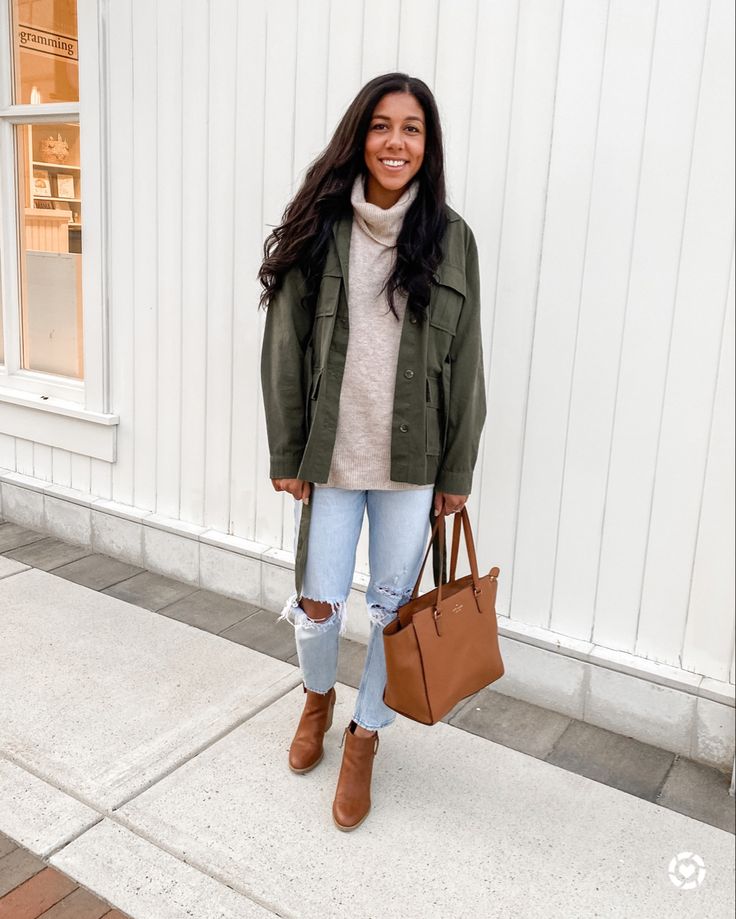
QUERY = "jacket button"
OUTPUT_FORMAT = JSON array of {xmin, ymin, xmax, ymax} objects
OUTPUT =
[
  {"xmin": 404, "ymin": 369, "xmax": 414, "ymax": 379},
  {"xmin": 409, "ymin": 315, "xmax": 418, "ymax": 324},
  {"xmin": 399, "ymin": 423, "xmax": 409, "ymax": 433}
]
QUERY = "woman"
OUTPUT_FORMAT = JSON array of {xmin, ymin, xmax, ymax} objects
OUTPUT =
[{"xmin": 259, "ymin": 72, "xmax": 486, "ymax": 831}]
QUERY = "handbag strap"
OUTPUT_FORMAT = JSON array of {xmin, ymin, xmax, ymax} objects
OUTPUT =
[
  {"xmin": 411, "ymin": 512, "xmax": 447, "ymax": 600},
  {"xmin": 450, "ymin": 511, "xmax": 462, "ymax": 581},
  {"xmin": 411, "ymin": 507, "xmax": 482, "ymax": 602}
]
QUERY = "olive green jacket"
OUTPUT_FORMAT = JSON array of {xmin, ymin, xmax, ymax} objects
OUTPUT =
[{"xmin": 260, "ymin": 205, "xmax": 487, "ymax": 593}]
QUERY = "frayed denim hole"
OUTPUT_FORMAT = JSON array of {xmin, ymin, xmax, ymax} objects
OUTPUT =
[
  {"xmin": 293, "ymin": 596, "xmax": 348, "ymax": 636},
  {"xmin": 368, "ymin": 584, "xmax": 414, "ymax": 629},
  {"xmin": 276, "ymin": 591, "xmax": 300, "ymax": 630}
]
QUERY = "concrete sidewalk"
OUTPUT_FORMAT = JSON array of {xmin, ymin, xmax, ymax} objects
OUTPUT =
[{"xmin": 1, "ymin": 559, "xmax": 734, "ymax": 919}]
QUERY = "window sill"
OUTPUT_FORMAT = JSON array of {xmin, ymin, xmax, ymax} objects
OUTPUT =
[{"xmin": 0, "ymin": 385, "xmax": 118, "ymax": 462}]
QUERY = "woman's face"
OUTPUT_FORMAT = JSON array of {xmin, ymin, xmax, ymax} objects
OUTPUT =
[{"xmin": 363, "ymin": 91, "xmax": 426, "ymax": 209}]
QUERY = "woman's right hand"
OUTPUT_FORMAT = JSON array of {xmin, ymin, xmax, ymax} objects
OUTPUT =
[{"xmin": 271, "ymin": 478, "xmax": 311, "ymax": 504}]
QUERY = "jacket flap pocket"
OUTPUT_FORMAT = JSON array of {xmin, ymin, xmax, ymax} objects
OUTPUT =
[
  {"xmin": 436, "ymin": 262, "xmax": 466, "ymax": 297},
  {"xmin": 429, "ymin": 263, "xmax": 465, "ymax": 334},
  {"xmin": 315, "ymin": 275, "xmax": 341, "ymax": 316}
]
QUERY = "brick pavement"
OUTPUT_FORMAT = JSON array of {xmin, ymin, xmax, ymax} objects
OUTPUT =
[{"xmin": 0, "ymin": 831, "xmax": 130, "ymax": 919}]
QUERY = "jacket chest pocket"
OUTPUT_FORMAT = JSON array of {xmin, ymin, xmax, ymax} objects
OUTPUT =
[
  {"xmin": 428, "ymin": 262, "xmax": 465, "ymax": 364},
  {"xmin": 312, "ymin": 271, "xmax": 341, "ymax": 362}
]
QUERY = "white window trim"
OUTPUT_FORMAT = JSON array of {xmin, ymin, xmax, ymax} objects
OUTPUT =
[{"xmin": 0, "ymin": 0, "xmax": 117, "ymax": 459}]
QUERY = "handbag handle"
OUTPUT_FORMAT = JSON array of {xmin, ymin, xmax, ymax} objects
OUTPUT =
[
  {"xmin": 411, "ymin": 507, "xmax": 482, "ymax": 601},
  {"xmin": 411, "ymin": 511, "xmax": 448, "ymax": 600}
]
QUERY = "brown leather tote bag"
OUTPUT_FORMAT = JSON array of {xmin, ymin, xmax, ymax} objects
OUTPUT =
[{"xmin": 382, "ymin": 507, "xmax": 504, "ymax": 725}]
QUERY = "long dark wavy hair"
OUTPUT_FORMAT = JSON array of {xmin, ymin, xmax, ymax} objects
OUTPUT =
[{"xmin": 257, "ymin": 72, "xmax": 448, "ymax": 323}]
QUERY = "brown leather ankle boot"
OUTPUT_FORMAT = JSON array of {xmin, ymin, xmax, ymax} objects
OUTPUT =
[
  {"xmin": 332, "ymin": 720, "xmax": 379, "ymax": 831},
  {"xmin": 288, "ymin": 683, "xmax": 337, "ymax": 774}
]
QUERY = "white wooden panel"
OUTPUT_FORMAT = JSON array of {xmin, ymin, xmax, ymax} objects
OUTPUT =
[
  {"xmin": 513, "ymin": 0, "xmax": 608, "ymax": 630},
  {"xmin": 397, "ymin": 0, "xmax": 439, "ymax": 84},
  {"xmin": 131, "ymin": 0, "xmax": 160, "ymax": 513},
  {"xmin": 33, "ymin": 443, "xmax": 52, "ymax": 482},
  {"xmin": 434, "ymin": 0, "xmax": 478, "ymax": 210},
  {"xmin": 554, "ymin": 0, "xmax": 659, "ymax": 643},
  {"xmin": 107, "ymin": 0, "xmax": 136, "ymax": 509},
  {"xmin": 294, "ymin": 0, "xmax": 331, "ymax": 177},
  {"xmin": 155, "ymin": 0, "xmax": 184, "ymax": 522},
  {"xmin": 325, "ymin": 0, "xmax": 363, "ymax": 131},
  {"xmin": 204, "ymin": 0, "xmax": 238, "ymax": 536},
  {"xmin": 638, "ymin": 0, "xmax": 735, "ymax": 666},
  {"xmin": 595, "ymin": 0, "xmax": 711, "ymax": 662},
  {"xmin": 179, "ymin": 0, "xmax": 211, "ymax": 529},
  {"xmin": 233, "ymin": 2, "xmax": 267, "ymax": 543},
  {"xmin": 362, "ymin": 0, "xmax": 400, "ymax": 80},
  {"xmin": 79, "ymin": 0, "xmax": 112, "ymax": 502},
  {"xmin": 684, "ymin": 250, "xmax": 735, "ymax": 681},
  {"xmin": 465, "ymin": 0, "xmax": 517, "ymax": 579},
  {"xmin": 477, "ymin": 0, "xmax": 563, "ymax": 619},
  {"xmin": 257, "ymin": 0, "xmax": 300, "ymax": 553}
]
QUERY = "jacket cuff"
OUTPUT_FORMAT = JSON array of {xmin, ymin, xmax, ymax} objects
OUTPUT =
[
  {"xmin": 269, "ymin": 455, "xmax": 304, "ymax": 480},
  {"xmin": 434, "ymin": 469, "xmax": 473, "ymax": 496}
]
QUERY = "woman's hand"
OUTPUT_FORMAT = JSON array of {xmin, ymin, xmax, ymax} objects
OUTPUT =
[
  {"xmin": 271, "ymin": 478, "xmax": 312, "ymax": 504},
  {"xmin": 433, "ymin": 491, "xmax": 468, "ymax": 516}
]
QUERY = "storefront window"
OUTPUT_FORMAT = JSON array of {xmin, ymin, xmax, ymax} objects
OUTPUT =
[
  {"xmin": 12, "ymin": 0, "xmax": 79, "ymax": 104},
  {"xmin": 4, "ymin": 0, "xmax": 83, "ymax": 378},
  {"xmin": 14, "ymin": 120, "xmax": 83, "ymax": 377}
]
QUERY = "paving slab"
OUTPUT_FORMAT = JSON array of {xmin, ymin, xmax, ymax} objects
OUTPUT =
[
  {"xmin": 50, "ymin": 820, "xmax": 278, "ymax": 919},
  {"xmin": 0, "ymin": 569, "xmax": 300, "ymax": 811},
  {"xmin": 545, "ymin": 719, "xmax": 675, "ymax": 801},
  {"xmin": 51, "ymin": 554, "xmax": 146, "ymax": 591},
  {"xmin": 158, "ymin": 589, "xmax": 261, "ymax": 634},
  {"xmin": 0, "ymin": 523, "xmax": 47, "ymax": 553},
  {"xmin": 0, "ymin": 557, "xmax": 28, "ymax": 579},
  {"xmin": 449, "ymin": 685, "xmax": 572, "ymax": 757},
  {"xmin": 0, "ymin": 757, "xmax": 100, "ymax": 857},
  {"xmin": 114, "ymin": 684, "xmax": 735, "ymax": 919},
  {"xmin": 101, "ymin": 570, "xmax": 199, "ymax": 611},
  {"xmin": 3, "ymin": 536, "xmax": 95, "ymax": 571},
  {"xmin": 659, "ymin": 757, "xmax": 736, "ymax": 833}
]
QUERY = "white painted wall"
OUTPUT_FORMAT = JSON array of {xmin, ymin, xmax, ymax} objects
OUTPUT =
[{"xmin": 1, "ymin": 0, "xmax": 733, "ymax": 685}]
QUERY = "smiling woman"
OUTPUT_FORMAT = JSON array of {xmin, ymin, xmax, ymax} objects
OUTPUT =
[{"xmin": 258, "ymin": 71, "xmax": 487, "ymax": 833}]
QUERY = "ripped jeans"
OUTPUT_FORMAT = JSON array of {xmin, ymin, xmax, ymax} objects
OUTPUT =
[{"xmin": 277, "ymin": 484, "xmax": 435, "ymax": 731}]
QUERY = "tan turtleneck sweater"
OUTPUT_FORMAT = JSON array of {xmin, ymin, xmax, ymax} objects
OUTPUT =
[{"xmin": 320, "ymin": 173, "xmax": 433, "ymax": 491}]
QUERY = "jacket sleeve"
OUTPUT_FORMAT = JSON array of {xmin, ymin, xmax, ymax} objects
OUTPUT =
[
  {"xmin": 260, "ymin": 264, "xmax": 312, "ymax": 479},
  {"xmin": 435, "ymin": 227, "xmax": 487, "ymax": 496}
]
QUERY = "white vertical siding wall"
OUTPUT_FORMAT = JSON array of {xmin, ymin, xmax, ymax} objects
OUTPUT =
[{"xmin": 1, "ymin": 0, "xmax": 733, "ymax": 685}]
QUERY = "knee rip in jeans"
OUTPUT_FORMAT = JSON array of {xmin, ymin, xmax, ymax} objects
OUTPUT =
[
  {"xmin": 368, "ymin": 584, "xmax": 414, "ymax": 629},
  {"xmin": 277, "ymin": 591, "xmax": 348, "ymax": 637}
]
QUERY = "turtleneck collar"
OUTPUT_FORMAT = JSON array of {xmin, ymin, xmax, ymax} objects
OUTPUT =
[{"xmin": 350, "ymin": 172, "xmax": 419, "ymax": 247}]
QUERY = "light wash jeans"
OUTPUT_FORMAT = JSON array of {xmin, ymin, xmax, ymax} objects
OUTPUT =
[{"xmin": 278, "ymin": 484, "xmax": 434, "ymax": 731}]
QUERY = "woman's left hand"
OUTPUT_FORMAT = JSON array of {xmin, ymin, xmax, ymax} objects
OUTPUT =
[{"xmin": 433, "ymin": 491, "xmax": 468, "ymax": 516}]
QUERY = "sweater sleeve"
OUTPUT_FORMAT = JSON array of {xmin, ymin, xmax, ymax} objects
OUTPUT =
[
  {"xmin": 435, "ymin": 227, "xmax": 487, "ymax": 496},
  {"xmin": 259, "ymin": 265, "xmax": 312, "ymax": 479}
]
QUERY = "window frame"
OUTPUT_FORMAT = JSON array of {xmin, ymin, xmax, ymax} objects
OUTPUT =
[{"xmin": 0, "ymin": 0, "xmax": 117, "ymax": 459}]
